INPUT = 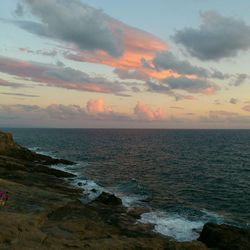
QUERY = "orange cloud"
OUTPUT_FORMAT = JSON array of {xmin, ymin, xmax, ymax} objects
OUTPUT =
[
  {"xmin": 134, "ymin": 101, "xmax": 166, "ymax": 121},
  {"xmin": 86, "ymin": 99, "xmax": 113, "ymax": 114},
  {"xmin": 64, "ymin": 17, "xmax": 174, "ymax": 80}
]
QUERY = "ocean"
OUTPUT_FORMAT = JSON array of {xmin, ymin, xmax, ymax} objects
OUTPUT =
[{"xmin": 5, "ymin": 128, "xmax": 250, "ymax": 241}]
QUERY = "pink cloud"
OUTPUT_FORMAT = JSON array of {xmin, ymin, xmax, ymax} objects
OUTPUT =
[
  {"xmin": 86, "ymin": 99, "xmax": 113, "ymax": 114},
  {"xmin": 0, "ymin": 56, "xmax": 126, "ymax": 95},
  {"xmin": 134, "ymin": 101, "xmax": 166, "ymax": 121}
]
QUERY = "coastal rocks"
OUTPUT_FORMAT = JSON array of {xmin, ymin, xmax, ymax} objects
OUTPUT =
[
  {"xmin": 0, "ymin": 131, "xmax": 19, "ymax": 154},
  {"xmin": 198, "ymin": 222, "xmax": 250, "ymax": 250},
  {"xmin": 94, "ymin": 192, "xmax": 122, "ymax": 206},
  {"xmin": 166, "ymin": 240, "xmax": 209, "ymax": 250},
  {"xmin": 127, "ymin": 207, "xmax": 151, "ymax": 219},
  {"xmin": 0, "ymin": 130, "xmax": 74, "ymax": 165}
]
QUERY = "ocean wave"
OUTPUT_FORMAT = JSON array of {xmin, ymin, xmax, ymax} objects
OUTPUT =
[{"xmin": 138, "ymin": 209, "xmax": 224, "ymax": 242}]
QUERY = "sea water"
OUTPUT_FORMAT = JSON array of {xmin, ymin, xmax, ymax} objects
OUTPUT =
[{"xmin": 5, "ymin": 128, "xmax": 250, "ymax": 241}]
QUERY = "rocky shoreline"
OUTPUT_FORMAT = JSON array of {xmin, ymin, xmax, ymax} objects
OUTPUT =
[{"xmin": 0, "ymin": 130, "xmax": 249, "ymax": 249}]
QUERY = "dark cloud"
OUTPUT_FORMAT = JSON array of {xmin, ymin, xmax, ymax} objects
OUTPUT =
[
  {"xmin": 19, "ymin": 48, "xmax": 58, "ymax": 57},
  {"xmin": 232, "ymin": 73, "xmax": 250, "ymax": 86},
  {"xmin": 0, "ymin": 104, "xmax": 41, "ymax": 113},
  {"xmin": 173, "ymin": 11, "xmax": 250, "ymax": 61},
  {"xmin": 147, "ymin": 80, "xmax": 195, "ymax": 101},
  {"xmin": 229, "ymin": 98, "xmax": 238, "ymax": 104},
  {"xmin": 113, "ymin": 68, "xmax": 149, "ymax": 81},
  {"xmin": 11, "ymin": 19, "xmax": 49, "ymax": 36},
  {"xmin": 152, "ymin": 51, "xmax": 208, "ymax": 77},
  {"xmin": 17, "ymin": 0, "xmax": 123, "ymax": 57},
  {"xmin": 0, "ymin": 92, "xmax": 39, "ymax": 97},
  {"xmin": 147, "ymin": 80, "xmax": 171, "ymax": 93},
  {"xmin": 0, "ymin": 78, "xmax": 27, "ymax": 88},
  {"xmin": 56, "ymin": 61, "xmax": 65, "ymax": 67},
  {"xmin": 163, "ymin": 76, "xmax": 218, "ymax": 94},
  {"xmin": 45, "ymin": 104, "xmax": 85, "ymax": 120},
  {"xmin": 210, "ymin": 69, "xmax": 230, "ymax": 80},
  {"xmin": 15, "ymin": 4, "xmax": 24, "ymax": 17}
]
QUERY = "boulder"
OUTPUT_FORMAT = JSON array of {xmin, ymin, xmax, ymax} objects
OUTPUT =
[
  {"xmin": 95, "ymin": 192, "xmax": 122, "ymax": 206},
  {"xmin": 198, "ymin": 223, "xmax": 250, "ymax": 250}
]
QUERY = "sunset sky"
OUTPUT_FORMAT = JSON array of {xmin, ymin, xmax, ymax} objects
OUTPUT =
[{"xmin": 1, "ymin": 0, "xmax": 250, "ymax": 128}]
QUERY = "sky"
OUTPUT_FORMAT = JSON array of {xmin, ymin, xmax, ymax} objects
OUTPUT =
[{"xmin": 0, "ymin": 0, "xmax": 250, "ymax": 128}]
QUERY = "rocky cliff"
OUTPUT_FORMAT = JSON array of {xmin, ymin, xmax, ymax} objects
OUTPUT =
[{"xmin": 0, "ymin": 130, "xmax": 74, "ymax": 165}]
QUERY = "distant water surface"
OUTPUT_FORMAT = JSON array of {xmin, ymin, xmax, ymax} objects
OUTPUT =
[{"xmin": 6, "ymin": 128, "xmax": 250, "ymax": 241}]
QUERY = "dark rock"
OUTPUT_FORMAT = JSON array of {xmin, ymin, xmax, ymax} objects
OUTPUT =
[
  {"xmin": 95, "ymin": 192, "xmax": 122, "ymax": 206},
  {"xmin": 127, "ymin": 207, "xmax": 150, "ymax": 219},
  {"xmin": 91, "ymin": 188, "xmax": 97, "ymax": 193},
  {"xmin": 0, "ymin": 130, "xmax": 75, "ymax": 166},
  {"xmin": 77, "ymin": 182, "xmax": 83, "ymax": 186},
  {"xmin": 198, "ymin": 223, "xmax": 250, "ymax": 250},
  {"xmin": 166, "ymin": 240, "xmax": 208, "ymax": 250}
]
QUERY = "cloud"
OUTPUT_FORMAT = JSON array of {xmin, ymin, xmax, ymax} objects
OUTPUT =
[
  {"xmin": 46, "ymin": 104, "xmax": 84, "ymax": 119},
  {"xmin": 134, "ymin": 101, "xmax": 166, "ymax": 121},
  {"xmin": 199, "ymin": 110, "xmax": 250, "ymax": 125},
  {"xmin": 147, "ymin": 80, "xmax": 196, "ymax": 100},
  {"xmin": 147, "ymin": 80, "xmax": 171, "ymax": 93},
  {"xmin": 15, "ymin": 3, "xmax": 24, "ymax": 17},
  {"xmin": 229, "ymin": 98, "xmax": 238, "ymax": 104},
  {"xmin": 0, "ymin": 104, "xmax": 41, "ymax": 114},
  {"xmin": 170, "ymin": 106, "xmax": 184, "ymax": 109},
  {"xmin": 0, "ymin": 92, "xmax": 39, "ymax": 97},
  {"xmin": 242, "ymin": 105, "xmax": 250, "ymax": 112},
  {"xmin": 19, "ymin": 0, "xmax": 124, "ymax": 57},
  {"xmin": 152, "ymin": 51, "xmax": 208, "ymax": 77},
  {"xmin": 113, "ymin": 68, "xmax": 149, "ymax": 81},
  {"xmin": 209, "ymin": 110, "xmax": 238, "ymax": 117},
  {"xmin": 231, "ymin": 73, "xmax": 250, "ymax": 86},
  {"xmin": 173, "ymin": 11, "xmax": 250, "ymax": 60},
  {"xmin": 86, "ymin": 99, "xmax": 113, "ymax": 114},
  {"xmin": 0, "ymin": 56, "xmax": 127, "ymax": 95},
  {"xmin": 15, "ymin": 0, "xmax": 166, "ymax": 61},
  {"xmin": 163, "ymin": 76, "xmax": 218, "ymax": 94},
  {"xmin": 0, "ymin": 100, "xmax": 152, "ymax": 123},
  {"xmin": 0, "ymin": 78, "xmax": 28, "ymax": 88},
  {"xmin": 19, "ymin": 48, "xmax": 58, "ymax": 57}
]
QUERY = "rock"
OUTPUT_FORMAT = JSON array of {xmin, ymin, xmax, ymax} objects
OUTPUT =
[
  {"xmin": 77, "ymin": 182, "xmax": 83, "ymax": 186},
  {"xmin": 0, "ymin": 130, "xmax": 75, "ymax": 165},
  {"xmin": 166, "ymin": 240, "xmax": 208, "ymax": 250},
  {"xmin": 91, "ymin": 188, "xmax": 97, "ymax": 193},
  {"xmin": 198, "ymin": 223, "xmax": 250, "ymax": 250},
  {"xmin": 127, "ymin": 207, "xmax": 150, "ymax": 219},
  {"xmin": 0, "ymin": 131, "xmax": 16, "ymax": 153},
  {"xmin": 95, "ymin": 192, "xmax": 122, "ymax": 206}
]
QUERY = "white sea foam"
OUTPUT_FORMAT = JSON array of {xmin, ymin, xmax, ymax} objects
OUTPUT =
[
  {"xmin": 28, "ymin": 147, "xmax": 56, "ymax": 158},
  {"xmin": 120, "ymin": 194, "xmax": 149, "ymax": 207},
  {"xmin": 139, "ymin": 211, "xmax": 205, "ymax": 242}
]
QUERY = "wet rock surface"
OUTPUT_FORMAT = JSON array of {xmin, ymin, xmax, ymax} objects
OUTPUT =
[
  {"xmin": 94, "ymin": 191, "xmax": 123, "ymax": 206},
  {"xmin": 198, "ymin": 222, "xmax": 250, "ymax": 250}
]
